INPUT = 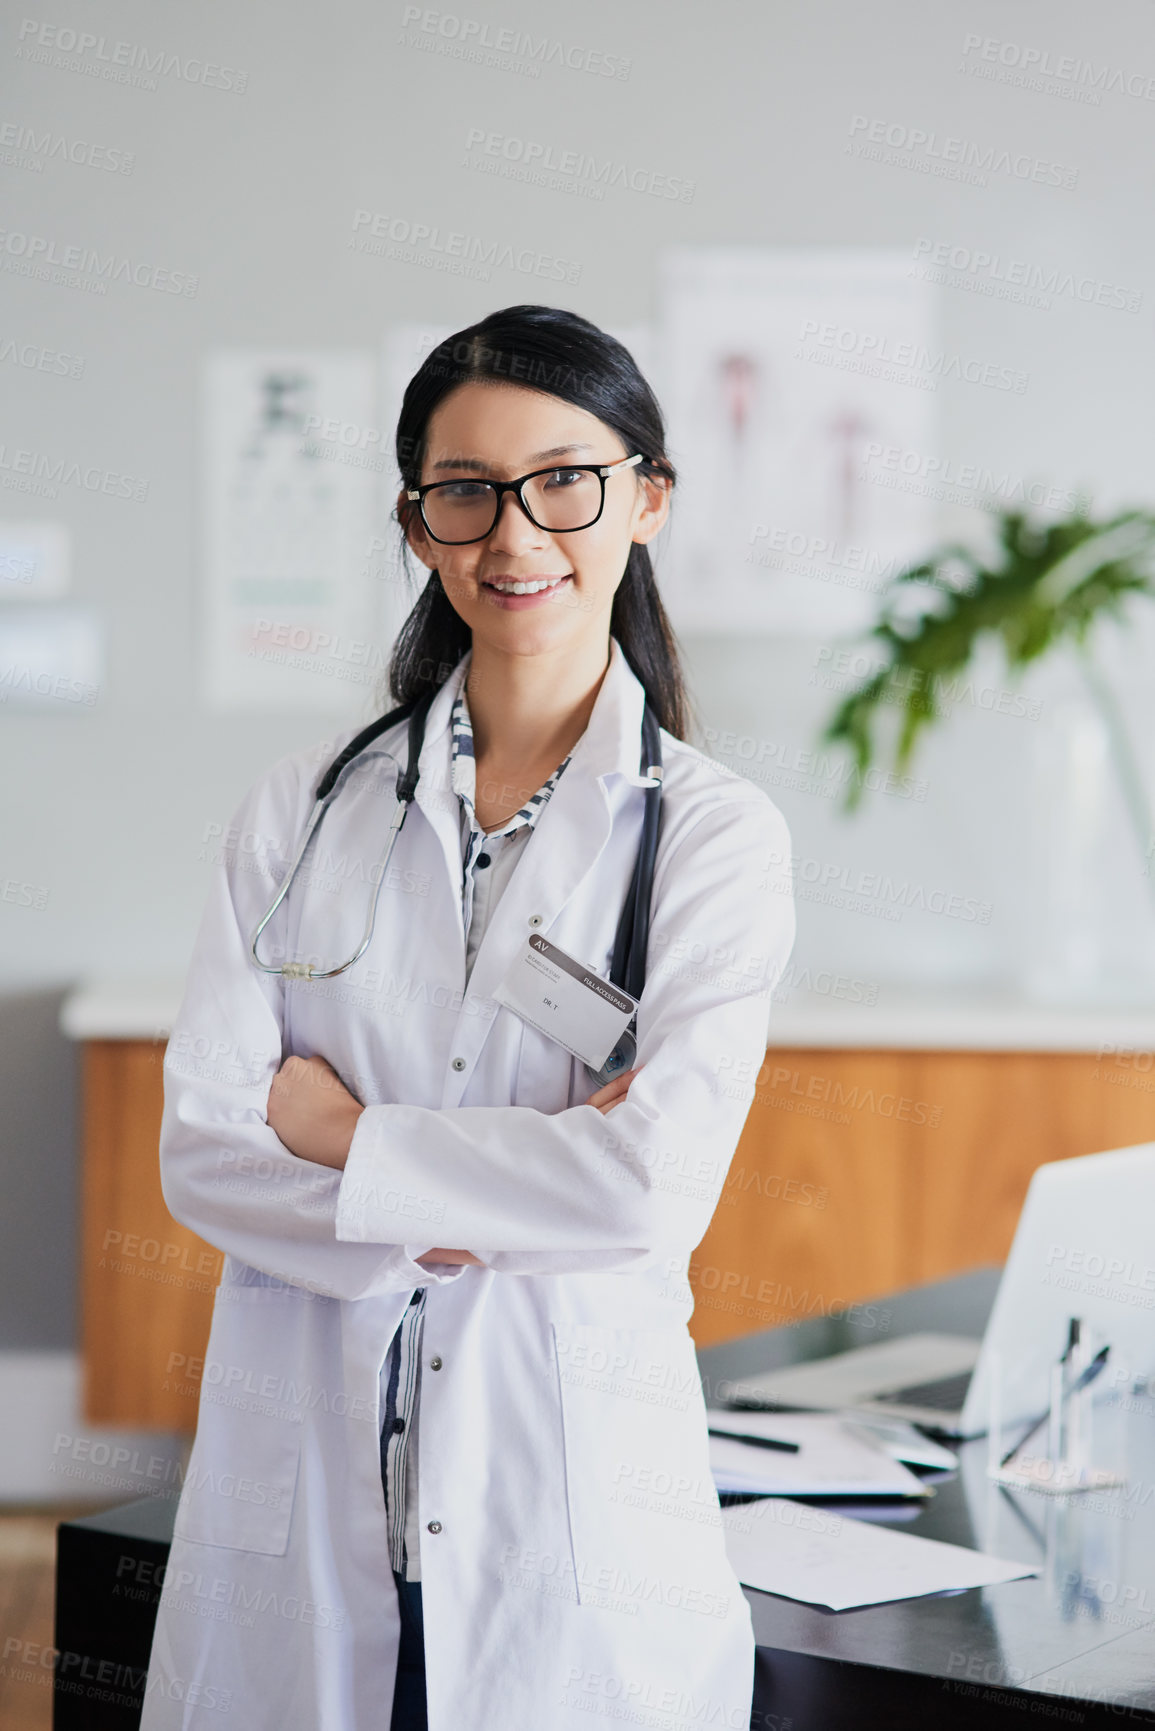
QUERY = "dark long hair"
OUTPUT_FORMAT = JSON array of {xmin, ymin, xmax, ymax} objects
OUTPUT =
[{"xmin": 386, "ymin": 304, "xmax": 693, "ymax": 741}]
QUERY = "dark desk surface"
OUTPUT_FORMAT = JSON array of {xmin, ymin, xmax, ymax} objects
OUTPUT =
[{"xmin": 698, "ymin": 1267, "xmax": 1155, "ymax": 1728}]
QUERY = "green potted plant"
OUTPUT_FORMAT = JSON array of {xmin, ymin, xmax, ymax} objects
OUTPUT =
[{"xmin": 822, "ymin": 507, "xmax": 1155, "ymax": 887}]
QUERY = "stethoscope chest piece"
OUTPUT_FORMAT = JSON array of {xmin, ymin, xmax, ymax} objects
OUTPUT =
[{"xmin": 585, "ymin": 1025, "xmax": 637, "ymax": 1090}]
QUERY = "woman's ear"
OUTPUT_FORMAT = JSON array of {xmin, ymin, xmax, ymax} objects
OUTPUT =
[
  {"xmin": 630, "ymin": 472, "xmax": 673, "ymax": 547},
  {"xmin": 398, "ymin": 490, "xmax": 437, "ymax": 572}
]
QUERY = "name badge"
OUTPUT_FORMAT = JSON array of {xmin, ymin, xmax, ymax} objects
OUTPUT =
[{"xmin": 493, "ymin": 934, "xmax": 638, "ymax": 1069}]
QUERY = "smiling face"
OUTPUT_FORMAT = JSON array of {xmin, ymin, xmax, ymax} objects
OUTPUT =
[{"xmin": 399, "ymin": 381, "xmax": 670, "ymax": 659}]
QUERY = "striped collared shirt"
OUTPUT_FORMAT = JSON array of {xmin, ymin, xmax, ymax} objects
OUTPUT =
[
  {"xmin": 448, "ymin": 680, "xmax": 574, "ymax": 909},
  {"xmin": 380, "ymin": 676, "xmax": 573, "ymax": 1580}
]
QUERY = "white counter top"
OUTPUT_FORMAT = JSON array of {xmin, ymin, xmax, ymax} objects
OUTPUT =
[
  {"xmin": 763, "ymin": 991, "xmax": 1155, "ymax": 1052},
  {"xmin": 60, "ymin": 978, "xmax": 1155, "ymax": 1052},
  {"xmin": 61, "ymin": 980, "xmax": 183, "ymax": 1042}
]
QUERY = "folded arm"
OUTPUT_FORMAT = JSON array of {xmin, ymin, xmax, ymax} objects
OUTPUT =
[
  {"xmin": 334, "ymin": 791, "xmax": 795, "ymax": 1275},
  {"xmin": 161, "ymin": 756, "xmax": 794, "ymax": 1290},
  {"xmin": 265, "ymin": 1054, "xmax": 643, "ymax": 1267},
  {"xmin": 159, "ymin": 759, "xmax": 468, "ymax": 1301}
]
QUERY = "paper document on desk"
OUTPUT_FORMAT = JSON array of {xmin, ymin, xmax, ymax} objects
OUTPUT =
[
  {"xmin": 721, "ymin": 1496, "xmax": 1038, "ymax": 1610},
  {"xmin": 707, "ymin": 1409, "xmax": 929, "ymax": 1498}
]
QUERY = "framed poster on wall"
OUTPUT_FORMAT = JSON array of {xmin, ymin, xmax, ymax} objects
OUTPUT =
[
  {"xmin": 202, "ymin": 351, "xmax": 382, "ymax": 713},
  {"xmin": 657, "ymin": 248, "xmax": 937, "ymax": 635}
]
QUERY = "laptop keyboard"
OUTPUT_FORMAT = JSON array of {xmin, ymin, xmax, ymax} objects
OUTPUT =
[{"xmin": 872, "ymin": 1370, "xmax": 974, "ymax": 1411}]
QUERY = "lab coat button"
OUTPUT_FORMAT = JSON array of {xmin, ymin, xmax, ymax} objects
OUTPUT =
[
  {"xmin": 451, "ymin": 1056, "xmax": 466, "ymax": 1071},
  {"xmin": 430, "ymin": 1355, "xmax": 443, "ymax": 1371},
  {"xmin": 528, "ymin": 913, "xmax": 543, "ymax": 928},
  {"xmin": 427, "ymin": 1520, "xmax": 442, "ymax": 1535}
]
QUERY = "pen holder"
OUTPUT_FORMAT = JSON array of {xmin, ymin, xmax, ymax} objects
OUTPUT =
[
  {"xmin": 989, "ymin": 1323, "xmax": 1125, "ymax": 1496},
  {"xmin": 1050, "ymin": 1332, "xmax": 1090, "ymax": 1475}
]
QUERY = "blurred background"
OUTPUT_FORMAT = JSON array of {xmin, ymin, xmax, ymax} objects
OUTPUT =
[{"xmin": 4, "ymin": 1, "xmax": 1155, "ymax": 1715}]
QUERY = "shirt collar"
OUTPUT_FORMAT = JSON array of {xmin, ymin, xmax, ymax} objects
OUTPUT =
[
  {"xmin": 426, "ymin": 635, "xmax": 654, "ymax": 797},
  {"xmin": 408, "ymin": 634, "xmax": 658, "ymax": 848},
  {"xmin": 450, "ymin": 679, "xmax": 572, "ymax": 840}
]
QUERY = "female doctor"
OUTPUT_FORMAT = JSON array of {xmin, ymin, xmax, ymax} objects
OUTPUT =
[{"xmin": 144, "ymin": 304, "xmax": 795, "ymax": 1731}]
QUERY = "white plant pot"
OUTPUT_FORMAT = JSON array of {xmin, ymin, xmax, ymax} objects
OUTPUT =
[{"xmin": 1022, "ymin": 693, "xmax": 1113, "ymax": 1005}]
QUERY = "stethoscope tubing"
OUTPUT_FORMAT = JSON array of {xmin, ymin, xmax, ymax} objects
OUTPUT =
[{"xmin": 250, "ymin": 683, "xmax": 662, "ymax": 1082}]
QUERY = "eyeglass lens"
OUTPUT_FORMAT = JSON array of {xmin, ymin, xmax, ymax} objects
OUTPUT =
[{"xmin": 423, "ymin": 468, "xmax": 603, "ymax": 542}]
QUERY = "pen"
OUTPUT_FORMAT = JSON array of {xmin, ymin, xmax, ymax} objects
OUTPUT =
[
  {"xmin": 1000, "ymin": 1345, "xmax": 1110, "ymax": 1468},
  {"xmin": 708, "ymin": 1427, "xmax": 800, "ymax": 1455}
]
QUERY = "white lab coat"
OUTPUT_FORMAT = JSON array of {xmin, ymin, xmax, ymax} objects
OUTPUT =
[{"xmin": 142, "ymin": 636, "xmax": 795, "ymax": 1731}]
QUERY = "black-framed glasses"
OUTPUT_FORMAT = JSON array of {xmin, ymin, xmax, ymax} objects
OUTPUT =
[{"xmin": 405, "ymin": 453, "xmax": 645, "ymax": 545}]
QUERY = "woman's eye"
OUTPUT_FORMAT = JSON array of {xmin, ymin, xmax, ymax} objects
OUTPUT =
[
  {"xmin": 543, "ymin": 469, "xmax": 584, "ymax": 490},
  {"xmin": 438, "ymin": 481, "xmax": 491, "ymax": 501}
]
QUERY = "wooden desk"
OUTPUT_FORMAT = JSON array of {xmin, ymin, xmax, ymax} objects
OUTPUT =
[{"xmin": 65, "ymin": 985, "xmax": 1155, "ymax": 1428}]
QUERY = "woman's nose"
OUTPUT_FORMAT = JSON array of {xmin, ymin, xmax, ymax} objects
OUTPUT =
[{"xmin": 487, "ymin": 489, "xmax": 549, "ymax": 552}]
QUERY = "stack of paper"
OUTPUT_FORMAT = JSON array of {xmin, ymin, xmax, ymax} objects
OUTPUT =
[
  {"xmin": 840, "ymin": 1416, "xmax": 958, "ymax": 1472},
  {"xmin": 721, "ymin": 1496, "xmax": 1038, "ymax": 1610},
  {"xmin": 707, "ymin": 1408, "xmax": 929, "ymax": 1498}
]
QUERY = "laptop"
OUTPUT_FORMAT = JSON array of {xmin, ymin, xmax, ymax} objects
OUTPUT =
[{"xmin": 723, "ymin": 1141, "xmax": 1155, "ymax": 1438}]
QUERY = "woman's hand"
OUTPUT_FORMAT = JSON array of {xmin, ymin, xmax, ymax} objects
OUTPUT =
[
  {"xmin": 588, "ymin": 1065, "xmax": 642, "ymax": 1115},
  {"xmin": 267, "ymin": 1054, "xmax": 364, "ymax": 1170}
]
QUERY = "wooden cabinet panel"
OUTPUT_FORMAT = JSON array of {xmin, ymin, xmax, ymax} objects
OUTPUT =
[
  {"xmin": 908, "ymin": 1052, "xmax": 1155, "ymax": 1285},
  {"xmin": 80, "ymin": 1041, "xmax": 219, "ymax": 1429},
  {"xmin": 689, "ymin": 1050, "xmax": 1155, "ymax": 1349},
  {"xmin": 78, "ymin": 1040, "xmax": 1155, "ymax": 1414},
  {"xmin": 689, "ymin": 1051, "xmax": 911, "ymax": 1348}
]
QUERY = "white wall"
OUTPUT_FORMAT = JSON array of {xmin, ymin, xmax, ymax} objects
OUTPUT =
[
  {"xmin": 5, "ymin": 0, "xmax": 1155, "ymax": 996},
  {"xmin": 4, "ymin": 0, "xmax": 1155, "ymax": 1347},
  {"xmin": 5, "ymin": 0, "xmax": 1155, "ymax": 1003}
]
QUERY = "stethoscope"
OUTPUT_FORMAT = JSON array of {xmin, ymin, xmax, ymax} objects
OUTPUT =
[{"xmin": 250, "ymin": 684, "xmax": 664, "ymax": 1088}]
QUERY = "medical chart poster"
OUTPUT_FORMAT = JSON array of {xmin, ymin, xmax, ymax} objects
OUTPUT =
[
  {"xmin": 201, "ymin": 351, "xmax": 382, "ymax": 713},
  {"xmin": 657, "ymin": 248, "xmax": 937, "ymax": 635}
]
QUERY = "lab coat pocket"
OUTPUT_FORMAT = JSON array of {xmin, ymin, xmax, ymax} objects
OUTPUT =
[
  {"xmin": 173, "ymin": 1284, "xmax": 304, "ymax": 1556},
  {"xmin": 173, "ymin": 1418, "xmax": 300, "ymax": 1555},
  {"xmin": 514, "ymin": 1018, "xmax": 580, "ymax": 1113},
  {"xmin": 552, "ymin": 1324, "xmax": 725, "ymax": 1613}
]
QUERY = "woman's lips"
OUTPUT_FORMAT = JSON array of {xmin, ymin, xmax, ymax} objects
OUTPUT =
[{"xmin": 481, "ymin": 575, "xmax": 573, "ymax": 610}]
